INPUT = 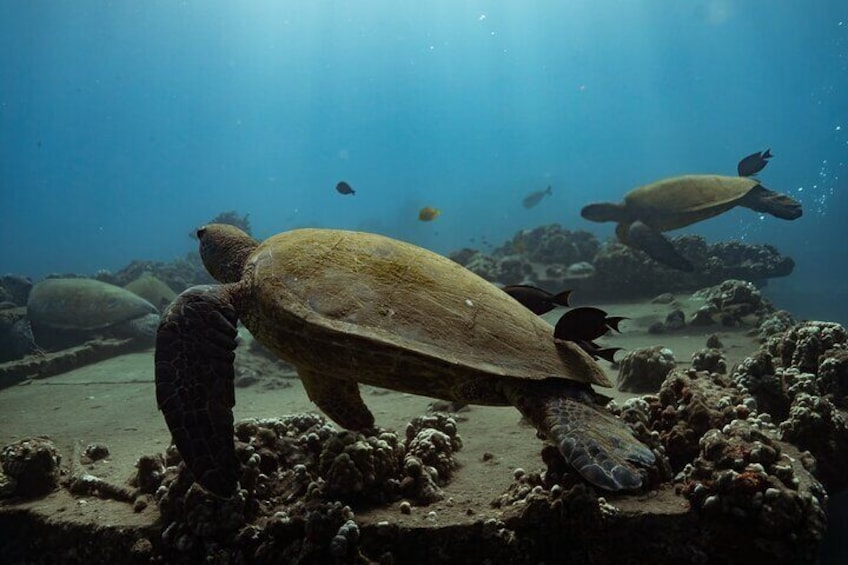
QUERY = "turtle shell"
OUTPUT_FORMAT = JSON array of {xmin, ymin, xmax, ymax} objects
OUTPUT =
[
  {"xmin": 237, "ymin": 229, "xmax": 610, "ymax": 400},
  {"xmin": 624, "ymin": 174, "xmax": 759, "ymax": 231},
  {"xmin": 124, "ymin": 273, "xmax": 177, "ymax": 312},
  {"xmin": 27, "ymin": 278, "xmax": 158, "ymax": 331}
]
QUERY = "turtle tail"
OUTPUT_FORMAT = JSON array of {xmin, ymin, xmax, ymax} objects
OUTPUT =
[
  {"xmin": 155, "ymin": 284, "xmax": 240, "ymax": 497},
  {"xmin": 506, "ymin": 380, "xmax": 655, "ymax": 491}
]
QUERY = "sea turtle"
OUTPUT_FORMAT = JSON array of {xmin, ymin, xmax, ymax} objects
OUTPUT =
[
  {"xmin": 124, "ymin": 273, "xmax": 178, "ymax": 312},
  {"xmin": 155, "ymin": 224, "xmax": 655, "ymax": 497},
  {"xmin": 27, "ymin": 278, "xmax": 160, "ymax": 348},
  {"xmin": 580, "ymin": 153, "xmax": 802, "ymax": 271}
]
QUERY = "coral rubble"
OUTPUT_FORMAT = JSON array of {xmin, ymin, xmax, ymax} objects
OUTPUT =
[{"xmin": 617, "ymin": 345, "xmax": 677, "ymax": 393}]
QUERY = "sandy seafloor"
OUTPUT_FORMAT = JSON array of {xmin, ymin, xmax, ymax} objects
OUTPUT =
[{"xmin": 1, "ymin": 294, "xmax": 846, "ymax": 561}]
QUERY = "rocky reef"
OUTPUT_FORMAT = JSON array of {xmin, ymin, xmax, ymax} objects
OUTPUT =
[
  {"xmin": 690, "ymin": 279, "xmax": 775, "ymax": 327},
  {"xmin": 5, "ymin": 310, "xmax": 845, "ymax": 564},
  {"xmin": 449, "ymin": 224, "xmax": 795, "ymax": 299},
  {"xmin": 733, "ymin": 320, "xmax": 848, "ymax": 493},
  {"xmin": 1, "ymin": 412, "xmax": 466, "ymax": 563},
  {"xmin": 616, "ymin": 345, "xmax": 677, "ymax": 393}
]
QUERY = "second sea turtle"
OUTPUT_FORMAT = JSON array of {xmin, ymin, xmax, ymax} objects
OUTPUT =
[
  {"xmin": 27, "ymin": 278, "xmax": 160, "ymax": 347},
  {"xmin": 580, "ymin": 153, "xmax": 802, "ymax": 270}
]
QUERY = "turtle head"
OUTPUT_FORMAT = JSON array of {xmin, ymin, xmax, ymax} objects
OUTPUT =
[
  {"xmin": 580, "ymin": 202, "xmax": 627, "ymax": 223},
  {"xmin": 197, "ymin": 224, "xmax": 259, "ymax": 283}
]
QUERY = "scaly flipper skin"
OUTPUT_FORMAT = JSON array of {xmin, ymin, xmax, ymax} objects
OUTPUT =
[
  {"xmin": 740, "ymin": 185, "xmax": 803, "ymax": 219},
  {"xmin": 627, "ymin": 220, "xmax": 694, "ymax": 271},
  {"xmin": 155, "ymin": 285, "xmax": 240, "ymax": 497},
  {"xmin": 507, "ymin": 380, "xmax": 655, "ymax": 491},
  {"xmin": 298, "ymin": 369, "xmax": 375, "ymax": 431}
]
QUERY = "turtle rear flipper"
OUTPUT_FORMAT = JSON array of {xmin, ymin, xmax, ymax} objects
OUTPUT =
[
  {"xmin": 740, "ymin": 185, "xmax": 803, "ymax": 220},
  {"xmin": 155, "ymin": 285, "xmax": 240, "ymax": 497},
  {"xmin": 507, "ymin": 381, "xmax": 654, "ymax": 491},
  {"xmin": 627, "ymin": 221, "xmax": 694, "ymax": 272}
]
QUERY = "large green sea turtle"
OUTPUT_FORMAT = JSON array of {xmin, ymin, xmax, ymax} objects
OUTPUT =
[
  {"xmin": 155, "ymin": 224, "xmax": 655, "ymax": 497},
  {"xmin": 580, "ymin": 153, "xmax": 802, "ymax": 271},
  {"xmin": 27, "ymin": 278, "xmax": 160, "ymax": 347}
]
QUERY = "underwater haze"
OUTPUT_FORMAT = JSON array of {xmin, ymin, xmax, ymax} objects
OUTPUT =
[{"xmin": 1, "ymin": 1, "xmax": 846, "ymax": 323}]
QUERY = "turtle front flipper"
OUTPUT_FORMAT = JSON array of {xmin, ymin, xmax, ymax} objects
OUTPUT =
[
  {"xmin": 627, "ymin": 221, "xmax": 694, "ymax": 272},
  {"xmin": 299, "ymin": 369, "xmax": 376, "ymax": 431},
  {"xmin": 155, "ymin": 284, "xmax": 240, "ymax": 497},
  {"xmin": 506, "ymin": 381, "xmax": 655, "ymax": 491}
]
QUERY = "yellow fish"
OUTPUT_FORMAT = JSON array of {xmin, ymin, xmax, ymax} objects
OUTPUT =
[{"xmin": 418, "ymin": 206, "xmax": 441, "ymax": 222}]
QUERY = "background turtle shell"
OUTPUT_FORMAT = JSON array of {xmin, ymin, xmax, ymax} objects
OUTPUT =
[
  {"xmin": 624, "ymin": 174, "xmax": 760, "ymax": 231},
  {"xmin": 239, "ymin": 229, "xmax": 610, "ymax": 392},
  {"xmin": 27, "ymin": 278, "xmax": 158, "ymax": 331},
  {"xmin": 124, "ymin": 273, "xmax": 177, "ymax": 312}
]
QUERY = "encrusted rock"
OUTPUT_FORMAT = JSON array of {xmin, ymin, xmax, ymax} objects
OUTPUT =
[
  {"xmin": 653, "ymin": 370, "xmax": 745, "ymax": 470},
  {"xmin": 759, "ymin": 310, "xmax": 795, "ymax": 341},
  {"xmin": 728, "ymin": 322, "xmax": 848, "ymax": 492},
  {"xmin": 0, "ymin": 437, "xmax": 62, "ymax": 497},
  {"xmin": 779, "ymin": 393, "xmax": 848, "ymax": 492},
  {"xmin": 706, "ymin": 334, "xmax": 723, "ymax": 349},
  {"xmin": 664, "ymin": 309, "xmax": 686, "ymax": 331},
  {"xmin": 131, "ymin": 453, "xmax": 167, "ymax": 494},
  {"xmin": 503, "ymin": 225, "xmax": 599, "ymax": 266},
  {"xmin": 617, "ymin": 346, "xmax": 677, "ymax": 393},
  {"xmin": 691, "ymin": 348, "xmax": 727, "ymax": 374},
  {"xmin": 462, "ymin": 253, "xmax": 501, "ymax": 282},
  {"xmin": 587, "ymin": 237, "xmax": 793, "ymax": 299},
  {"xmin": 730, "ymin": 351, "xmax": 789, "ymax": 421},
  {"xmin": 0, "ymin": 274, "xmax": 33, "ymax": 306},
  {"xmin": 818, "ymin": 348, "xmax": 848, "ymax": 406},
  {"xmin": 678, "ymin": 418, "xmax": 826, "ymax": 548},
  {"xmin": 319, "ymin": 430, "xmax": 404, "ymax": 503},
  {"xmin": 564, "ymin": 261, "xmax": 595, "ymax": 279},
  {"xmin": 651, "ymin": 292, "xmax": 675, "ymax": 304},
  {"xmin": 766, "ymin": 321, "xmax": 847, "ymax": 374},
  {"xmin": 81, "ymin": 442, "xmax": 110, "ymax": 463},
  {"xmin": 692, "ymin": 279, "xmax": 774, "ymax": 327}
]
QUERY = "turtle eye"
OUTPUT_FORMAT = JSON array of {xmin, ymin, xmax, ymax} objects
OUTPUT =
[{"xmin": 196, "ymin": 226, "xmax": 207, "ymax": 239}]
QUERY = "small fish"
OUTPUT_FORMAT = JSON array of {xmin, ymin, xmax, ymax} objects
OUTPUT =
[
  {"xmin": 554, "ymin": 307, "xmax": 628, "ymax": 362},
  {"xmin": 737, "ymin": 149, "xmax": 772, "ymax": 177},
  {"xmin": 587, "ymin": 346, "xmax": 624, "ymax": 363},
  {"xmin": 522, "ymin": 185, "xmax": 552, "ymax": 209},
  {"xmin": 554, "ymin": 307, "xmax": 627, "ymax": 342},
  {"xmin": 336, "ymin": 181, "xmax": 355, "ymax": 195},
  {"xmin": 502, "ymin": 285, "xmax": 572, "ymax": 315},
  {"xmin": 418, "ymin": 207, "xmax": 441, "ymax": 222}
]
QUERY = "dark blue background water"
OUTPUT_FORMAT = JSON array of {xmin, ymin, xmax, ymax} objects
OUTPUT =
[{"xmin": 1, "ymin": 1, "xmax": 846, "ymax": 322}]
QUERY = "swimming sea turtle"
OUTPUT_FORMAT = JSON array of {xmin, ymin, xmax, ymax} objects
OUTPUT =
[
  {"xmin": 580, "ymin": 153, "xmax": 802, "ymax": 271},
  {"xmin": 27, "ymin": 278, "xmax": 160, "ymax": 347},
  {"xmin": 155, "ymin": 224, "xmax": 655, "ymax": 497}
]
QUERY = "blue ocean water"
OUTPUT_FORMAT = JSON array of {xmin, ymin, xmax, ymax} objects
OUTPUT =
[{"xmin": 1, "ymin": 1, "xmax": 846, "ymax": 322}]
